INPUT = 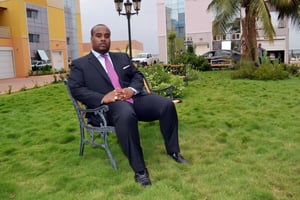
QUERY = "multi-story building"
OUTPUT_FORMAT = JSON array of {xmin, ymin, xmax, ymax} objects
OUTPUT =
[
  {"xmin": 157, "ymin": 0, "xmax": 289, "ymax": 64},
  {"xmin": 0, "ymin": 0, "xmax": 82, "ymax": 79},
  {"xmin": 256, "ymin": 3, "xmax": 289, "ymax": 63}
]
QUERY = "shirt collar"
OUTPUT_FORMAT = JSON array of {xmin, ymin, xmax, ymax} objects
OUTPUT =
[{"xmin": 91, "ymin": 49, "xmax": 109, "ymax": 58}]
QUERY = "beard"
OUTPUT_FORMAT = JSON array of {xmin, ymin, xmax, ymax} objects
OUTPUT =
[{"xmin": 94, "ymin": 42, "xmax": 110, "ymax": 54}]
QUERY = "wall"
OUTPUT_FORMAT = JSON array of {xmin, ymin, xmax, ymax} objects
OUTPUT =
[{"xmin": 157, "ymin": 0, "xmax": 167, "ymax": 63}]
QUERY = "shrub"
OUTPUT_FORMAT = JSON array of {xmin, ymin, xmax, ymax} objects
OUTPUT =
[
  {"xmin": 138, "ymin": 64, "xmax": 185, "ymax": 98},
  {"xmin": 170, "ymin": 75, "xmax": 185, "ymax": 98},
  {"xmin": 173, "ymin": 53, "xmax": 210, "ymax": 71},
  {"xmin": 254, "ymin": 63, "xmax": 288, "ymax": 80},
  {"xmin": 163, "ymin": 64, "xmax": 186, "ymax": 76},
  {"xmin": 139, "ymin": 64, "xmax": 171, "ymax": 85},
  {"xmin": 231, "ymin": 60, "xmax": 256, "ymax": 79},
  {"xmin": 195, "ymin": 56, "xmax": 210, "ymax": 71},
  {"xmin": 186, "ymin": 64, "xmax": 200, "ymax": 81},
  {"xmin": 232, "ymin": 59, "xmax": 289, "ymax": 80},
  {"xmin": 43, "ymin": 64, "xmax": 52, "ymax": 72},
  {"xmin": 28, "ymin": 65, "xmax": 54, "ymax": 76},
  {"xmin": 284, "ymin": 64, "xmax": 299, "ymax": 76}
]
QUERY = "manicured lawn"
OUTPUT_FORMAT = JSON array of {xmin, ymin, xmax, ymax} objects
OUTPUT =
[{"xmin": 0, "ymin": 71, "xmax": 299, "ymax": 200}]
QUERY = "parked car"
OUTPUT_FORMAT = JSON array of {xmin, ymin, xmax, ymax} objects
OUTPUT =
[
  {"xmin": 132, "ymin": 53, "xmax": 158, "ymax": 66},
  {"xmin": 31, "ymin": 60, "xmax": 45, "ymax": 68},
  {"xmin": 202, "ymin": 50, "xmax": 241, "ymax": 63},
  {"xmin": 31, "ymin": 60, "xmax": 52, "ymax": 71}
]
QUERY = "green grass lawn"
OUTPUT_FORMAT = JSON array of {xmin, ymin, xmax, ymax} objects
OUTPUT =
[{"xmin": 0, "ymin": 71, "xmax": 299, "ymax": 200}]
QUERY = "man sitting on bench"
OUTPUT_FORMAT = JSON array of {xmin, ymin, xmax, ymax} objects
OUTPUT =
[{"xmin": 68, "ymin": 24, "xmax": 190, "ymax": 187}]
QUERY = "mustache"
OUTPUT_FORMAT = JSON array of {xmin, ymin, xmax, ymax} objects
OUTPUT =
[{"xmin": 99, "ymin": 43, "xmax": 109, "ymax": 48}]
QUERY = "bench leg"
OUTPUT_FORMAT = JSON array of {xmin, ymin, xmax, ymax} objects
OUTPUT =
[
  {"xmin": 103, "ymin": 133, "xmax": 117, "ymax": 170},
  {"xmin": 79, "ymin": 127, "xmax": 85, "ymax": 156}
]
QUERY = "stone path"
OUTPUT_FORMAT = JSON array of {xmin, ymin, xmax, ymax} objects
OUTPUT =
[{"xmin": 0, "ymin": 75, "xmax": 55, "ymax": 95}]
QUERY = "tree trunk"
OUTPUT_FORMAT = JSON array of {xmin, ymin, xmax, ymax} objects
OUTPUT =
[
  {"xmin": 241, "ymin": 17, "xmax": 249, "ymax": 59},
  {"xmin": 241, "ymin": 6, "xmax": 258, "ymax": 62},
  {"xmin": 247, "ymin": 14, "xmax": 257, "ymax": 61}
]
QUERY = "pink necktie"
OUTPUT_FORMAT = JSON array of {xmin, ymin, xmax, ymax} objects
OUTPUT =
[{"xmin": 101, "ymin": 54, "xmax": 133, "ymax": 104}]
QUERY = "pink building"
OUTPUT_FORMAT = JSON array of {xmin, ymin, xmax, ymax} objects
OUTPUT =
[
  {"xmin": 157, "ymin": 0, "xmax": 213, "ymax": 63},
  {"xmin": 184, "ymin": 0, "xmax": 212, "ymax": 55}
]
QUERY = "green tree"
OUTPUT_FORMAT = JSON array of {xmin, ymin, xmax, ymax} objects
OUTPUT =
[
  {"xmin": 208, "ymin": 0, "xmax": 300, "ymax": 62},
  {"xmin": 167, "ymin": 31, "xmax": 176, "ymax": 64},
  {"xmin": 187, "ymin": 45, "xmax": 194, "ymax": 54}
]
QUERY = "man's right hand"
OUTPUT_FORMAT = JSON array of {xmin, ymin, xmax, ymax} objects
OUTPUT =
[{"xmin": 102, "ymin": 90, "xmax": 118, "ymax": 104}]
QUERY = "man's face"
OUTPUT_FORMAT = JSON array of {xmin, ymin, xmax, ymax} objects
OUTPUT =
[{"xmin": 91, "ymin": 25, "xmax": 111, "ymax": 54}]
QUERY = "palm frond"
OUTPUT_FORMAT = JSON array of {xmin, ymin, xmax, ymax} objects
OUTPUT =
[{"xmin": 208, "ymin": 0, "xmax": 241, "ymax": 35}]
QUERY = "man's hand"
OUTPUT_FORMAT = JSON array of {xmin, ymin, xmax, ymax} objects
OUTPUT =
[
  {"xmin": 102, "ymin": 88, "xmax": 134, "ymax": 103},
  {"xmin": 118, "ymin": 88, "xmax": 134, "ymax": 101},
  {"xmin": 102, "ymin": 90, "xmax": 117, "ymax": 104}
]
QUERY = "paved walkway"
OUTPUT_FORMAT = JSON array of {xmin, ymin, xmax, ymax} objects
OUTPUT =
[{"xmin": 0, "ymin": 75, "xmax": 55, "ymax": 95}]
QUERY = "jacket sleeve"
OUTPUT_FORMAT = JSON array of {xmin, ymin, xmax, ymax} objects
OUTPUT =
[{"xmin": 68, "ymin": 57, "xmax": 104, "ymax": 108}]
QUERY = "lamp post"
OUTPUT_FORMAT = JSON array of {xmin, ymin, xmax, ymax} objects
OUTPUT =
[{"xmin": 114, "ymin": 0, "xmax": 141, "ymax": 58}]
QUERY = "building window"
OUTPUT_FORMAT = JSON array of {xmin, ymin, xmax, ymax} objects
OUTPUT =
[
  {"xmin": 231, "ymin": 33, "xmax": 240, "ymax": 40},
  {"xmin": 232, "ymin": 33, "xmax": 236, "ymax": 40},
  {"xmin": 66, "ymin": 37, "xmax": 70, "ymax": 45},
  {"xmin": 29, "ymin": 34, "xmax": 40, "ymax": 43},
  {"xmin": 26, "ymin": 9, "xmax": 38, "ymax": 19},
  {"xmin": 222, "ymin": 34, "xmax": 226, "ymax": 40}
]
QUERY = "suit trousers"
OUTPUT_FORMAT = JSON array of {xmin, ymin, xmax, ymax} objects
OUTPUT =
[{"xmin": 106, "ymin": 93, "xmax": 180, "ymax": 173}]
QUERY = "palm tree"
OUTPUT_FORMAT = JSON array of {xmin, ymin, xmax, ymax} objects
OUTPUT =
[
  {"xmin": 270, "ymin": 0, "xmax": 300, "ymax": 27},
  {"xmin": 208, "ymin": 0, "xmax": 300, "ymax": 62}
]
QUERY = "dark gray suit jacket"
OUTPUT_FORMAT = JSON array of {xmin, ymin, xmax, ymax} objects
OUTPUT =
[{"xmin": 68, "ymin": 52, "xmax": 145, "ymax": 109}]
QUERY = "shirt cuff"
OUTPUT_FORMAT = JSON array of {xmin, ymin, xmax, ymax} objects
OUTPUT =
[{"xmin": 128, "ymin": 87, "xmax": 138, "ymax": 95}]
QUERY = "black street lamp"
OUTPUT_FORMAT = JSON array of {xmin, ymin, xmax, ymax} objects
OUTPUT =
[{"xmin": 114, "ymin": 0, "xmax": 141, "ymax": 58}]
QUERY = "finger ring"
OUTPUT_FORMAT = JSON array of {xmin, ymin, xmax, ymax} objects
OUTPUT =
[{"xmin": 114, "ymin": 96, "xmax": 118, "ymax": 100}]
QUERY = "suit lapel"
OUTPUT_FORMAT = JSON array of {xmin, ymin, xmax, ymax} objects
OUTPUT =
[
  {"xmin": 87, "ymin": 52, "xmax": 111, "ymax": 83},
  {"xmin": 109, "ymin": 53, "xmax": 120, "ymax": 72}
]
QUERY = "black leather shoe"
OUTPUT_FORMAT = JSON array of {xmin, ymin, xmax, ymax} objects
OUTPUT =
[
  {"xmin": 169, "ymin": 153, "xmax": 191, "ymax": 164},
  {"xmin": 134, "ymin": 169, "xmax": 151, "ymax": 187}
]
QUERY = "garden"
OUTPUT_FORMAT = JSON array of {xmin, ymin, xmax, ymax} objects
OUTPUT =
[{"xmin": 0, "ymin": 68, "xmax": 299, "ymax": 200}]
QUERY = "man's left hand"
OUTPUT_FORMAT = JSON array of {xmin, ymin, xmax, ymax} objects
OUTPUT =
[{"xmin": 115, "ymin": 88, "xmax": 134, "ymax": 101}]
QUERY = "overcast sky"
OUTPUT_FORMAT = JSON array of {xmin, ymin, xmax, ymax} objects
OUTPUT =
[{"xmin": 79, "ymin": 0, "xmax": 159, "ymax": 54}]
